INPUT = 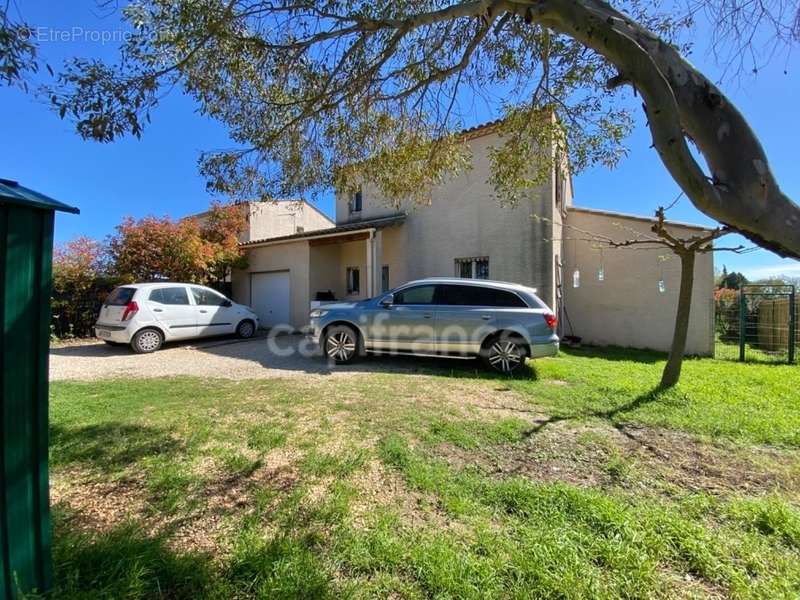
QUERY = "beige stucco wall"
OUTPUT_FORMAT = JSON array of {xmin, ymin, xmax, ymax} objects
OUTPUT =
[
  {"xmin": 563, "ymin": 208, "xmax": 715, "ymax": 355},
  {"xmin": 231, "ymin": 240, "xmax": 311, "ymax": 329},
  {"xmin": 336, "ymin": 130, "xmax": 557, "ymax": 308},
  {"xmin": 246, "ymin": 201, "xmax": 333, "ymax": 242},
  {"xmin": 381, "ymin": 226, "xmax": 408, "ymax": 291},
  {"xmin": 309, "ymin": 244, "xmax": 342, "ymax": 299}
]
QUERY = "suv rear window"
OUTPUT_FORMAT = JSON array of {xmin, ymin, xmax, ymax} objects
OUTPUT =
[
  {"xmin": 104, "ymin": 287, "xmax": 136, "ymax": 306},
  {"xmin": 437, "ymin": 284, "xmax": 528, "ymax": 308}
]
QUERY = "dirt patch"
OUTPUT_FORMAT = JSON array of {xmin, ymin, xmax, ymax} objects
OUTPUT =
[
  {"xmin": 51, "ymin": 467, "xmax": 149, "ymax": 533},
  {"xmin": 349, "ymin": 459, "xmax": 456, "ymax": 531},
  {"xmin": 617, "ymin": 425, "xmax": 800, "ymax": 496},
  {"xmin": 435, "ymin": 421, "xmax": 800, "ymax": 497},
  {"xmin": 51, "ymin": 450, "xmax": 303, "ymax": 555}
]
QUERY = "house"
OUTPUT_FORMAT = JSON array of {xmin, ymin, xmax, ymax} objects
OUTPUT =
[
  {"xmin": 193, "ymin": 198, "xmax": 335, "ymax": 242},
  {"xmin": 230, "ymin": 122, "xmax": 714, "ymax": 355}
]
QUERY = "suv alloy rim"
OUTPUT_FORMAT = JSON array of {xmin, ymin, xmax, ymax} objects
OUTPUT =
[
  {"xmin": 488, "ymin": 341, "xmax": 521, "ymax": 372},
  {"xmin": 326, "ymin": 331, "xmax": 355, "ymax": 361},
  {"xmin": 138, "ymin": 330, "xmax": 161, "ymax": 352},
  {"xmin": 240, "ymin": 321, "xmax": 254, "ymax": 337}
]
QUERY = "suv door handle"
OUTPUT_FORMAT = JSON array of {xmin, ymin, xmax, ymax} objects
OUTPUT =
[
  {"xmin": 481, "ymin": 315, "xmax": 492, "ymax": 320},
  {"xmin": 153, "ymin": 308, "xmax": 163, "ymax": 313},
  {"xmin": 423, "ymin": 314, "xmax": 432, "ymax": 319},
  {"xmin": 199, "ymin": 309, "xmax": 208, "ymax": 313}
]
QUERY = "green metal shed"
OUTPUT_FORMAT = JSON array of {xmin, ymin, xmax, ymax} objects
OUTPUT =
[{"xmin": 0, "ymin": 179, "xmax": 78, "ymax": 599}]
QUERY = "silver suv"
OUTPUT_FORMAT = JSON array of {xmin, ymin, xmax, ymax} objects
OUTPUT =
[{"xmin": 308, "ymin": 278, "xmax": 559, "ymax": 373}]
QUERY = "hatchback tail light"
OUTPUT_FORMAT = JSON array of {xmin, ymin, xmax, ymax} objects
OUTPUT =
[
  {"xmin": 122, "ymin": 300, "xmax": 139, "ymax": 321},
  {"xmin": 544, "ymin": 312, "xmax": 557, "ymax": 330}
]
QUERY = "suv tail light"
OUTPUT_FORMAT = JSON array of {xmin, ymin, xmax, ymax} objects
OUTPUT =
[
  {"xmin": 122, "ymin": 300, "xmax": 139, "ymax": 321},
  {"xmin": 544, "ymin": 312, "xmax": 557, "ymax": 330}
]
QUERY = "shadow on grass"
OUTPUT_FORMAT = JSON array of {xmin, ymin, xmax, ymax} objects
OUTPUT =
[
  {"xmin": 50, "ymin": 422, "xmax": 182, "ymax": 471},
  {"xmin": 49, "ymin": 509, "xmax": 216, "ymax": 599},
  {"xmin": 559, "ymin": 344, "xmax": 665, "ymax": 364},
  {"xmin": 520, "ymin": 386, "xmax": 666, "ymax": 452},
  {"xmin": 49, "ymin": 507, "xmax": 335, "ymax": 599}
]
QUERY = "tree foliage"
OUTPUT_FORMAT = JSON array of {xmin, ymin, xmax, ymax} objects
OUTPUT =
[
  {"xmin": 195, "ymin": 201, "xmax": 249, "ymax": 284},
  {"xmin": 109, "ymin": 215, "xmax": 211, "ymax": 282},
  {"xmin": 52, "ymin": 237, "xmax": 119, "ymax": 338},
  {"xmin": 53, "ymin": 236, "xmax": 109, "ymax": 294},
  {"xmin": 108, "ymin": 204, "xmax": 247, "ymax": 283},
  {"xmin": 0, "ymin": 7, "xmax": 39, "ymax": 89},
  {"xmin": 719, "ymin": 270, "xmax": 749, "ymax": 290}
]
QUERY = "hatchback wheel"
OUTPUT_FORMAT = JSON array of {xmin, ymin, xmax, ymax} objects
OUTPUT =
[
  {"xmin": 236, "ymin": 319, "xmax": 256, "ymax": 339},
  {"xmin": 323, "ymin": 325, "xmax": 360, "ymax": 364},
  {"xmin": 482, "ymin": 335, "xmax": 526, "ymax": 374},
  {"xmin": 131, "ymin": 328, "xmax": 163, "ymax": 354}
]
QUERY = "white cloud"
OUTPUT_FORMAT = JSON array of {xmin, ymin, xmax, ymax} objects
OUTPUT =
[{"xmin": 740, "ymin": 262, "xmax": 800, "ymax": 280}]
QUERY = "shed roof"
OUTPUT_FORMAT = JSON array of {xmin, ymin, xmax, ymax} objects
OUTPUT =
[{"xmin": 0, "ymin": 179, "xmax": 79, "ymax": 214}]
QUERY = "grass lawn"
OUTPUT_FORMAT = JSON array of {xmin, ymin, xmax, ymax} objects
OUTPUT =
[{"xmin": 47, "ymin": 347, "xmax": 800, "ymax": 599}]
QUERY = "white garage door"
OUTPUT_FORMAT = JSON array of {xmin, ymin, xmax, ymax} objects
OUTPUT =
[{"xmin": 251, "ymin": 271, "xmax": 291, "ymax": 329}]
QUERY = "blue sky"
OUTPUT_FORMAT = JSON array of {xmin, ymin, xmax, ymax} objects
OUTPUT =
[{"xmin": 2, "ymin": 0, "xmax": 798, "ymax": 280}]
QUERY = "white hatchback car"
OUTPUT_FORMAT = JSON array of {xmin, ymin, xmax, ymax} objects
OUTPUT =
[{"xmin": 94, "ymin": 283, "xmax": 260, "ymax": 353}]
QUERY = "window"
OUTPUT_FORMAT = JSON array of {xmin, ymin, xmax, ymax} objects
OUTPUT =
[
  {"xmin": 555, "ymin": 165, "xmax": 563, "ymax": 208},
  {"xmin": 394, "ymin": 285, "xmax": 436, "ymax": 305},
  {"xmin": 296, "ymin": 226, "xmax": 305, "ymax": 234},
  {"xmin": 349, "ymin": 189, "xmax": 363, "ymax": 213},
  {"xmin": 437, "ymin": 284, "xmax": 528, "ymax": 307},
  {"xmin": 190, "ymin": 287, "xmax": 228, "ymax": 306},
  {"xmin": 346, "ymin": 267, "xmax": 360, "ymax": 295},
  {"xmin": 455, "ymin": 257, "xmax": 489, "ymax": 280},
  {"xmin": 104, "ymin": 287, "xmax": 136, "ymax": 306},
  {"xmin": 381, "ymin": 265, "xmax": 390, "ymax": 293},
  {"xmin": 149, "ymin": 287, "xmax": 190, "ymax": 305}
]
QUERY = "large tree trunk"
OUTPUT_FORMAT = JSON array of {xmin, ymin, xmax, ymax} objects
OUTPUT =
[
  {"xmin": 661, "ymin": 251, "xmax": 695, "ymax": 388},
  {"xmin": 518, "ymin": 0, "xmax": 800, "ymax": 259}
]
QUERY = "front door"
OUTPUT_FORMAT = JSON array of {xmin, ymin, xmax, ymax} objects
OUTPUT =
[
  {"xmin": 144, "ymin": 286, "xmax": 197, "ymax": 339},
  {"xmin": 366, "ymin": 284, "xmax": 437, "ymax": 353}
]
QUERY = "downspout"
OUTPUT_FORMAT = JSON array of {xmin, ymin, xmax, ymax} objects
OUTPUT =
[{"xmin": 367, "ymin": 229, "xmax": 375, "ymax": 298}]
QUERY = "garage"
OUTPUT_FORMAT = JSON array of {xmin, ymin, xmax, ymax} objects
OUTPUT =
[{"xmin": 250, "ymin": 270, "xmax": 291, "ymax": 329}]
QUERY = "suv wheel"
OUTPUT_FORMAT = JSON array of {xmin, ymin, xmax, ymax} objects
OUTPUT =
[
  {"xmin": 482, "ymin": 334, "xmax": 526, "ymax": 374},
  {"xmin": 131, "ymin": 328, "xmax": 164, "ymax": 354},
  {"xmin": 323, "ymin": 325, "xmax": 360, "ymax": 364},
  {"xmin": 236, "ymin": 319, "xmax": 256, "ymax": 339}
]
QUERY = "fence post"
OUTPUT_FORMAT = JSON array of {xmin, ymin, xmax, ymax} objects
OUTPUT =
[
  {"xmin": 739, "ymin": 289, "xmax": 746, "ymax": 362},
  {"xmin": 790, "ymin": 286, "xmax": 796, "ymax": 364}
]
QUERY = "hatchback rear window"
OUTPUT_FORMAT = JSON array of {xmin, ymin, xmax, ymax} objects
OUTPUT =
[{"xmin": 104, "ymin": 287, "xmax": 136, "ymax": 306}]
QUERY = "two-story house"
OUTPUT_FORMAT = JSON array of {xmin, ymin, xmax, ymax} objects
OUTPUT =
[{"xmin": 231, "ymin": 121, "xmax": 715, "ymax": 355}]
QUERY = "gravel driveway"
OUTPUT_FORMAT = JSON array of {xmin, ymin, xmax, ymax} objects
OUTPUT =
[{"xmin": 50, "ymin": 333, "xmax": 469, "ymax": 381}]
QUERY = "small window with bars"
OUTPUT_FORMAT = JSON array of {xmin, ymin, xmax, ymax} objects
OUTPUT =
[{"xmin": 455, "ymin": 257, "xmax": 489, "ymax": 280}]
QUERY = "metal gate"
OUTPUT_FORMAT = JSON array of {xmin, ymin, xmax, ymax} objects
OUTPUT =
[{"xmin": 716, "ymin": 284, "xmax": 797, "ymax": 364}]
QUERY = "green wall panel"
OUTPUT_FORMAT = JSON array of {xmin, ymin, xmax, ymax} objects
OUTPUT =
[{"xmin": 0, "ymin": 204, "xmax": 54, "ymax": 599}]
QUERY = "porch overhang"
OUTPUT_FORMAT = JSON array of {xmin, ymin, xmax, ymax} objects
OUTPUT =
[{"xmin": 240, "ymin": 213, "xmax": 405, "ymax": 249}]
